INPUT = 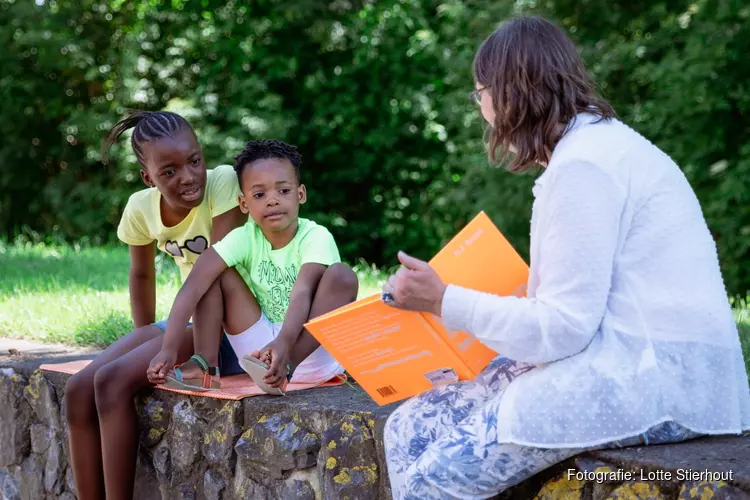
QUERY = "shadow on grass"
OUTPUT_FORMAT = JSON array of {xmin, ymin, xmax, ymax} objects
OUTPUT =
[{"xmin": 64, "ymin": 311, "xmax": 135, "ymax": 348}]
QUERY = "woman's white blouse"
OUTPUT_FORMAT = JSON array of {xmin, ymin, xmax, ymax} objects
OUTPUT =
[{"xmin": 441, "ymin": 113, "xmax": 750, "ymax": 448}]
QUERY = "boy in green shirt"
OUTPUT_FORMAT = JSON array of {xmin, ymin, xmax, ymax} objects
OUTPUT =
[{"xmin": 147, "ymin": 140, "xmax": 358, "ymax": 393}]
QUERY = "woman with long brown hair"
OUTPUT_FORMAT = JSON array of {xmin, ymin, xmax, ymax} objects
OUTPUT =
[{"xmin": 380, "ymin": 16, "xmax": 750, "ymax": 499}]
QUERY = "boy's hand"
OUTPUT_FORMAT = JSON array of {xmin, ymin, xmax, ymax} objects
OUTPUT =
[
  {"xmin": 147, "ymin": 349, "xmax": 177, "ymax": 385},
  {"xmin": 252, "ymin": 337, "xmax": 294, "ymax": 388},
  {"xmin": 382, "ymin": 251, "xmax": 447, "ymax": 316}
]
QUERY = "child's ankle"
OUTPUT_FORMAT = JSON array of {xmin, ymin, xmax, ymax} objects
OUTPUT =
[{"xmin": 194, "ymin": 354, "xmax": 219, "ymax": 368}]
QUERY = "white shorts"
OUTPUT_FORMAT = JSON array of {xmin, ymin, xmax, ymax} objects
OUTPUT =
[{"xmin": 225, "ymin": 313, "xmax": 344, "ymax": 384}]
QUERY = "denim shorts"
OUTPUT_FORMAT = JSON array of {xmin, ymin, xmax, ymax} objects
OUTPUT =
[{"xmin": 152, "ymin": 320, "xmax": 245, "ymax": 376}]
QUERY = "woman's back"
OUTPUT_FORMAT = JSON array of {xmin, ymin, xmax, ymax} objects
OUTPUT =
[
  {"xmin": 512, "ymin": 114, "xmax": 750, "ymax": 447},
  {"xmin": 552, "ymin": 115, "xmax": 737, "ymax": 343}
]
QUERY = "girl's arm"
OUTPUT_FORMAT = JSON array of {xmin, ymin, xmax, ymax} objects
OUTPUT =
[{"xmin": 128, "ymin": 243, "xmax": 156, "ymax": 328}]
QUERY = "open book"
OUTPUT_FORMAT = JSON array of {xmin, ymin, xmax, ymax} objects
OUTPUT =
[{"xmin": 304, "ymin": 212, "xmax": 529, "ymax": 405}]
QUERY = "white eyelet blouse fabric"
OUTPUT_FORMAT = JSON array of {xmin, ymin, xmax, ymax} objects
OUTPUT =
[{"xmin": 441, "ymin": 113, "xmax": 750, "ymax": 448}]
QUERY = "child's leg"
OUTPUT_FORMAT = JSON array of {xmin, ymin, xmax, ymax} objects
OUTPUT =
[
  {"xmin": 287, "ymin": 263, "xmax": 359, "ymax": 370},
  {"xmin": 175, "ymin": 268, "xmax": 262, "ymax": 381},
  {"xmin": 64, "ymin": 323, "xmax": 191, "ymax": 500},
  {"xmin": 246, "ymin": 264, "xmax": 358, "ymax": 389},
  {"xmin": 93, "ymin": 332, "xmax": 193, "ymax": 500}
]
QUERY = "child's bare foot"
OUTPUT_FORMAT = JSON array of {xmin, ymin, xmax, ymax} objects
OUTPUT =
[
  {"xmin": 162, "ymin": 354, "xmax": 221, "ymax": 391},
  {"xmin": 172, "ymin": 358, "xmax": 203, "ymax": 380}
]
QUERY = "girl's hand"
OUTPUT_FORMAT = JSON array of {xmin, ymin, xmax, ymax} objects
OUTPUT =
[
  {"xmin": 382, "ymin": 251, "xmax": 447, "ymax": 316},
  {"xmin": 147, "ymin": 349, "xmax": 177, "ymax": 384}
]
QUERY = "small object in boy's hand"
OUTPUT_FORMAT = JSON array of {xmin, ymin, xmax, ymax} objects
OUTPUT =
[{"xmin": 382, "ymin": 292, "xmax": 394, "ymax": 304}]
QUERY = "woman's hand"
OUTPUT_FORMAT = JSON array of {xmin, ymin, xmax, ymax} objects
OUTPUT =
[{"xmin": 382, "ymin": 251, "xmax": 447, "ymax": 316}]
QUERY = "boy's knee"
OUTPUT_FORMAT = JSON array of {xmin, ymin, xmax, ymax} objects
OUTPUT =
[
  {"xmin": 324, "ymin": 263, "xmax": 359, "ymax": 296},
  {"xmin": 65, "ymin": 372, "xmax": 96, "ymax": 425},
  {"xmin": 198, "ymin": 275, "xmax": 222, "ymax": 304},
  {"xmin": 217, "ymin": 266, "xmax": 249, "ymax": 294}
]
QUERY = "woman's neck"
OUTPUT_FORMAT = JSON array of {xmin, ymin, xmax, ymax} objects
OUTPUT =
[{"xmin": 539, "ymin": 122, "xmax": 569, "ymax": 168}]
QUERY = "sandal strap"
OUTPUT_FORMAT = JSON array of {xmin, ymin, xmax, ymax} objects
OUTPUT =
[{"xmin": 189, "ymin": 354, "xmax": 220, "ymax": 377}]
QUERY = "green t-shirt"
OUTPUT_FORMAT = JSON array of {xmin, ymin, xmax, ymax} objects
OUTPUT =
[{"xmin": 213, "ymin": 218, "xmax": 341, "ymax": 323}]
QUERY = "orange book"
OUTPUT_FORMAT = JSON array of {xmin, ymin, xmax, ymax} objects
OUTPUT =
[{"xmin": 304, "ymin": 212, "xmax": 529, "ymax": 405}]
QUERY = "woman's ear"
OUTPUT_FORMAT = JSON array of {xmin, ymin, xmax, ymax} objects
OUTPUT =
[
  {"xmin": 140, "ymin": 168, "xmax": 155, "ymax": 188},
  {"xmin": 298, "ymin": 184, "xmax": 307, "ymax": 205}
]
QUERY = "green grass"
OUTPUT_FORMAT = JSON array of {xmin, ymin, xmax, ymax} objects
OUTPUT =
[
  {"xmin": 0, "ymin": 240, "xmax": 387, "ymax": 347},
  {"xmin": 1, "ymin": 240, "xmax": 748, "ymax": 376}
]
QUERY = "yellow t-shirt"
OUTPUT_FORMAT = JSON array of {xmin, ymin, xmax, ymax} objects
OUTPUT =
[{"xmin": 117, "ymin": 164, "xmax": 241, "ymax": 282}]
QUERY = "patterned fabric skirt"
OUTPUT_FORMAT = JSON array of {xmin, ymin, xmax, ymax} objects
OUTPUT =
[{"xmin": 384, "ymin": 356, "xmax": 702, "ymax": 500}]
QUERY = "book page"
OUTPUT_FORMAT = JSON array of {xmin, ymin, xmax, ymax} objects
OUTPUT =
[
  {"xmin": 421, "ymin": 313, "xmax": 499, "ymax": 376},
  {"xmin": 426, "ymin": 211, "xmax": 530, "ymax": 375},
  {"xmin": 308, "ymin": 293, "xmax": 381, "ymax": 323},
  {"xmin": 430, "ymin": 211, "xmax": 529, "ymax": 296},
  {"xmin": 305, "ymin": 299, "xmax": 473, "ymax": 405}
]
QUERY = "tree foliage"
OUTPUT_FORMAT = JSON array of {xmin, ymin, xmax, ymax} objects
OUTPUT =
[{"xmin": 0, "ymin": 0, "xmax": 747, "ymax": 297}]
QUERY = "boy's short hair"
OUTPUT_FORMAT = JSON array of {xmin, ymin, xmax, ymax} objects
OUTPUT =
[{"xmin": 233, "ymin": 139, "xmax": 302, "ymax": 189}]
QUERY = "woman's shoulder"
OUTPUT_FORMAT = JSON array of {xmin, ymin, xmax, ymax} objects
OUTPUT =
[
  {"xmin": 205, "ymin": 164, "xmax": 238, "ymax": 191},
  {"xmin": 552, "ymin": 116, "xmax": 670, "ymax": 176},
  {"xmin": 556, "ymin": 118, "xmax": 631, "ymax": 163}
]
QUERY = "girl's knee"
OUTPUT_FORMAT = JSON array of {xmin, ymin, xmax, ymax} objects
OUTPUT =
[
  {"xmin": 93, "ymin": 363, "xmax": 137, "ymax": 413},
  {"xmin": 65, "ymin": 371, "xmax": 97, "ymax": 425}
]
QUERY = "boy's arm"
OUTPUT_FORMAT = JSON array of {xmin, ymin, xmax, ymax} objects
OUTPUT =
[
  {"xmin": 275, "ymin": 263, "xmax": 328, "ymax": 346},
  {"xmin": 147, "ymin": 248, "xmax": 229, "ymax": 382},
  {"xmin": 260, "ymin": 263, "xmax": 327, "ymax": 384},
  {"xmin": 128, "ymin": 243, "xmax": 156, "ymax": 328}
]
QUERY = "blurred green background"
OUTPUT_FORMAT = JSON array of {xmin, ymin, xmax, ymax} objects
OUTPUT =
[{"xmin": 0, "ymin": 0, "xmax": 748, "ymax": 300}]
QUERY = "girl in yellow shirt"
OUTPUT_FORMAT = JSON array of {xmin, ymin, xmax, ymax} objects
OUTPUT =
[{"xmin": 64, "ymin": 110, "xmax": 246, "ymax": 500}]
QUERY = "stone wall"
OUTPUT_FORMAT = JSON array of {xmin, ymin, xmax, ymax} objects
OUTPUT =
[
  {"xmin": 1, "ymin": 365, "xmax": 748, "ymax": 500},
  {"xmin": 0, "ymin": 367, "xmax": 395, "ymax": 500}
]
